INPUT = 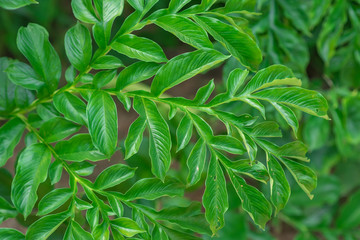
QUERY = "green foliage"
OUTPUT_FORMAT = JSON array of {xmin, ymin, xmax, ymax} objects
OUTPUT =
[{"xmin": 0, "ymin": 0, "xmax": 336, "ymax": 239}]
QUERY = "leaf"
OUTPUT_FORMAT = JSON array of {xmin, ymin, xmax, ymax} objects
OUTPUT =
[
  {"xmin": 124, "ymin": 117, "xmax": 146, "ymax": 159},
  {"xmin": 253, "ymin": 87, "xmax": 329, "ymax": 119},
  {"xmin": 186, "ymin": 138, "xmax": 206, "ymax": 186},
  {"xmin": 14, "ymin": 85, "xmax": 35, "ymax": 108},
  {"xmin": 94, "ymin": 0, "xmax": 124, "ymax": 22},
  {"xmin": 203, "ymin": 153, "xmax": 228, "ymax": 234},
  {"xmin": 168, "ymin": 0, "xmax": 191, "ymax": 13},
  {"xmin": 303, "ymin": 115, "xmax": 330, "ymax": 150},
  {"xmin": 240, "ymin": 65, "xmax": 301, "ymax": 95},
  {"xmin": 92, "ymin": 20, "xmax": 113, "ymax": 48},
  {"xmin": 116, "ymin": 62, "xmax": 161, "ymax": 90},
  {"xmin": 193, "ymin": 80, "xmax": 214, "ymax": 104},
  {"xmin": 92, "ymin": 219, "xmax": 110, "ymax": 239},
  {"xmin": 209, "ymin": 135, "xmax": 246, "ymax": 155},
  {"xmin": 336, "ymin": 190, "xmax": 360, "ymax": 229},
  {"xmin": 151, "ymin": 49, "xmax": 229, "ymax": 96},
  {"xmin": 71, "ymin": 0, "xmax": 98, "ymax": 24},
  {"xmin": 136, "ymin": 98, "xmax": 172, "ymax": 180},
  {"xmin": 0, "ymin": 197, "xmax": 17, "ymax": 223},
  {"xmin": 67, "ymin": 220, "xmax": 94, "ymax": 240},
  {"xmin": 16, "ymin": 23, "xmax": 61, "ymax": 95},
  {"xmin": 53, "ymin": 92, "xmax": 87, "ymax": 125},
  {"xmin": 75, "ymin": 197, "xmax": 93, "ymax": 210},
  {"xmin": 86, "ymin": 207, "xmax": 99, "ymax": 229},
  {"xmin": 276, "ymin": 141, "xmax": 309, "ymax": 162},
  {"xmin": 112, "ymin": 34, "xmax": 167, "ymax": 63},
  {"xmin": 55, "ymin": 134, "xmax": 107, "ymax": 161},
  {"xmin": 65, "ymin": 22, "xmax": 92, "ymax": 72},
  {"xmin": 0, "ymin": 228, "xmax": 24, "ymax": 240},
  {"xmin": 49, "ymin": 159, "xmax": 63, "ymax": 185},
  {"xmin": 155, "ymin": 15, "xmax": 213, "ymax": 49},
  {"xmin": 26, "ymin": 211, "xmax": 70, "ymax": 240},
  {"xmin": 241, "ymin": 98, "xmax": 266, "ymax": 119},
  {"xmin": 279, "ymin": 157, "xmax": 317, "ymax": 199},
  {"xmin": 0, "ymin": 0, "xmax": 37, "ymax": 10},
  {"xmin": 94, "ymin": 164, "xmax": 136, "ymax": 190},
  {"xmin": 111, "ymin": 218, "xmax": 145, "ymax": 237},
  {"xmin": 226, "ymin": 68, "xmax": 248, "ymax": 97},
  {"xmin": 39, "ymin": 117, "xmax": 81, "ymax": 143},
  {"xmin": 271, "ymin": 102, "xmax": 299, "ymax": 134},
  {"xmin": 11, "ymin": 144, "xmax": 52, "ymax": 219},
  {"xmin": 93, "ymin": 70, "xmax": 117, "ymax": 88},
  {"xmin": 267, "ymin": 154, "xmax": 290, "ymax": 214},
  {"xmin": 227, "ymin": 170, "xmax": 272, "ymax": 229},
  {"xmin": 250, "ymin": 122, "xmax": 282, "ymax": 138},
  {"xmin": 277, "ymin": 0, "xmax": 310, "ymax": 35},
  {"xmin": 0, "ymin": 118, "xmax": 25, "ymax": 167},
  {"xmin": 87, "ymin": 91, "xmax": 118, "ymax": 156},
  {"xmin": 70, "ymin": 161, "xmax": 95, "ymax": 176},
  {"xmin": 176, "ymin": 114, "xmax": 193, "ymax": 152},
  {"xmin": 37, "ymin": 188, "xmax": 73, "ymax": 215},
  {"xmin": 116, "ymin": 93, "xmax": 131, "ymax": 112},
  {"xmin": 6, "ymin": 62, "xmax": 43, "ymax": 90},
  {"xmin": 193, "ymin": 15, "xmax": 262, "ymax": 71},
  {"xmin": 152, "ymin": 225, "xmax": 169, "ymax": 240},
  {"xmin": 0, "ymin": 58, "xmax": 17, "ymax": 114},
  {"xmin": 37, "ymin": 102, "xmax": 60, "ymax": 121},
  {"xmin": 108, "ymin": 195, "xmax": 123, "ymax": 217},
  {"xmin": 91, "ymin": 55, "xmax": 124, "ymax": 70},
  {"xmin": 189, "ymin": 112, "xmax": 213, "ymax": 138},
  {"xmin": 123, "ymin": 178, "xmax": 184, "ymax": 201}
]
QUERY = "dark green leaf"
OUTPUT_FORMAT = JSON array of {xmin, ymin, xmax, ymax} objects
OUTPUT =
[
  {"xmin": 37, "ymin": 188, "xmax": 73, "ymax": 215},
  {"xmin": 53, "ymin": 92, "xmax": 87, "ymax": 125},
  {"xmin": 70, "ymin": 161, "xmax": 95, "ymax": 176},
  {"xmin": 0, "ymin": 0, "xmax": 37, "ymax": 10},
  {"xmin": 186, "ymin": 138, "xmax": 206, "ymax": 186},
  {"xmin": 209, "ymin": 135, "xmax": 246, "ymax": 155},
  {"xmin": 49, "ymin": 159, "xmax": 63, "ymax": 185},
  {"xmin": 176, "ymin": 114, "xmax": 193, "ymax": 152},
  {"xmin": 93, "ymin": 70, "xmax": 117, "ymax": 88},
  {"xmin": 0, "ymin": 197, "xmax": 17, "ymax": 223},
  {"xmin": 94, "ymin": 164, "xmax": 136, "ymax": 190},
  {"xmin": 124, "ymin": 117, "xmax": 146, "ymax": 159},
  {"xmin": 6, "ymin": 62, "xmax": 43, "ymax": 90},
  {"xmin": 67, "ymin": 220, "xmax": 94, "ymax": 240},
  {"xmin": 71, "ymin": 0, "xmax": 98, "ymax": 23},
  {"xmin": 276, "ymin": 141, "xmax": 309, "ymax": 162},
  {"xmin": 251, "ymin": 122, "xmax": 282, "ymax": 138},
  {"xmin": 271, "ymin": 102, "xmax": 299, "ymax": 134},
  {"xmin": 39, "ymin": 117, "xmax": 81, "ymax": 143},
  {"xmin": 108, "ymin": 195, "xmax": 123, "ymax": 217},
  {"xmin": 168, "ymin": 0, "xmax": 191, "ymax": 13},
  {"xmin": 336, "ymin": 190, "xmax": 360, "ymax": 229},
  {"xmin": 193, "ymin": 80, "xmax": 214, "ymax": 104}
]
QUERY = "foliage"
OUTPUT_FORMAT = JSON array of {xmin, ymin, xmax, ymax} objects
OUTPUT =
[{"xmin": 0, "ymin": 0, "xmax": 333, "ymax": 239}]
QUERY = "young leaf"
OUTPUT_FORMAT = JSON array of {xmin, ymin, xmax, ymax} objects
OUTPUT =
[
  {"xmin": 0, "ymin": 118, "xmax": 25, "ymax": 167},
  {"xmin": 151, "ymin": 49, "xmax": 229, "ymax": 96},
  {"xmin": 0, "ymin": 228, "xmax": 24, "ymax": 240},
  {"xmin": 186, "ymin": 138, "xmax": 206, "ymax": 186},
  {"xmin": 11, "ymin": 144, "xmax": 52, "ymax": 219},
  {"xmin": 0, "ymin": 0, "xmax": 38, "ymax": 10},
  {"xmin": 39, "ymin": 117, "xmax": 81, "ymax": 143},
  {"xmin": 176, "ymin": 114, "xmax": 193, "ymax": 152},
  {"xmin": 53, "ymin": 92, "xmax": 87, "ymax": 125},
  {"xmin": 193, "ymin": 15, "xmax": 262, "ymax": 71},
  {"xmin": 112, "ymin": 34, "xmax": 167, "ymax": 63},
  {"xmin": 155, "ymin": 15, "xmax": 213, "ymax": 49},
  {"xmin": 37, "ymin": 188, "xmax": 73, "ymax": 215},
  {"xmin": 94, "ymin": 164, "xmax": 136, "ymax": 190},
  {"xmin": 203, "ymin": 153, "xmax": 228, "ymax": 234},
  {"xmin": 65, "ymin": 22, "xmax": 92, "ymax": 72},
  {"xmin": 110, "ymin": 217, "xmax": 145, "ymax": 237},
  {"xmin": 124, "ymin": 117, "xmax": 146, "ymax": 159},
  {"xmin": 87, "ymin": 91, "xmax": 118, "ymax": 156}
]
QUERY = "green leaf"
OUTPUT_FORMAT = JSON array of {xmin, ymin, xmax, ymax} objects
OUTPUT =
[
  {"xmin": 39, "ymin": 117, "xmax": 81, "ymax": 143},
  {"xmin": 26, "ymin": 211, "xmax": 70, "ymax": 240},
  {"xmin": 250, "ymin": 122, "xmax": 282, "ymax": 138},
  {"xmin": 108, "ymin": 195, "xmax": 124, "ymax": 217},
  {"xmin": 189, "ymin": 112, "xmax": 213, "ymax": 138},
  {"xmin": 0, "ymin": 197, "xmax": 18, "ymax": 223},
  {"xmin": 111, "ymin": 217, "xmax": 145, "ymax": 237},
  {"xmin": 16, "ymin": 23, "xmax": 61, "ymax": 95},
  {"xmin": 226, "ymin": 68, "xmax": 248, "ymax": 97},
  {"xmin": 303, "ymin": 115, "xmax": 330, "ymax": 150},
  {"xmin": 186, "ymin": 138, "xmax": 206, "ymax": 186},
  {"xmin": 49, "ymin": 159, "xmax": 63, "ymax": 185},
  {"xmin": 209, "ymin": 135, "xmax": 246, "ymax": 155},
  {"xmin": 116, "ymin": 93, "xmax": 131, "ymax": 111},
  {"xmin": 136, "ymin": 98, "xmax": 172, "ymax": 180},
  {"xmin": 91, "ymin": 55, "xmax": 124, "ymax": 70},
  {"xmin": 0, "ymin": 0, "xmax": 37, "ymax": 10},
  {"xmin": 155, "ymin": 15, "xmax": 213, "ymax": 49},
  {"xmin": 71, "ymin": 0, "xmax": 98, "ymax": 23},
  {"xmin": 277, "ymin": 0, "xmax": 310, "ymax": 35},
  {"xmin": 279, "ymin": 157, "xmax": 317, "ymax": 199},
  {"xmin": 94, "ymin": 0, "xmax": 124, "ymax": 22},
  {"xmin": 70, "ymin": 162, "xmax": 95, "ymax": 176},
  {"xmin": 55, "ymin": 134, "xmax": 107, "ymax": 161},
  {"xmin": 253, "ymin": 87, "xmax": 329, "ymax": 119},
  {"xmin": 271, "ymin": 102, "xmax": 299, "ymax": 134},
  {"xmin": 112, "ymin": 34, "xmax": 167, "ymax": 63},
  {"xmin": 193, "ymin": 15, "xmax": 262, "ymax": 71},
  {"xmin": 0, "ymin": 118, "xmax": 25, "ymax": 167},
  {"xmin": 65, "ymin": 22, "xmax": 92, "ymax": 72},
  {"xmin": 267, "ymin": 154, "xmax": 290, "ymax": 214},
  {"xmin": 87, "ymin": 91, "xmax": 118, "ymax": 156},
  {"xmin": 151, "ymin": 49, "xmax": 229, "ymax": 96},
  {"xmin": 124, "ymin": 117, "xmax": 146, "ymax": 159},
  {"xmin": 92, "ymin": 20, "xmax": 113, "ymax": 48},
  {"xmin": 168, "ymin": 0, "xmax": 191, "ymax": 13},
  {"xmin": 93, "ymin": 70, "xmax": 117, "ymax": 88},
  {"xmin": 92, "ymin": 219, "xmax": 110, "ymax": 239},
  {"xmin": 0, "ymin": 58, "xmax": 16, "ymax": 114},
  {"xmin": 14, "ymin": 85, "xmax": 35, "ymax": 109},
  {"xmin": 203, "ymin": 153, "xmax": 228, "ymax": 234},
  {"xmin": 241, "ymin": 98, "xmax": 266, "ymax": 119},
  {"xmin": 67, "ymin": 220, "xmax": 94, "ymax": 240},
  {"xmin": 336, "ymin": 190, "xmax": 360, "ymax": 229},
  {"xmin": 276, "ymin": 141, "xmax": 309, "ymax": 162},
  {"xmin": 75, "ymin": 197, "xmax": 93, "ymax": 210},
  {"xmin": 37, "ymin": 102, "xmax": 60, "ymax": 121},
  {"xmin": 176, "ymin": 114, "xmax": 193, "ymax": 152},
  {"xmin": 94, "ymin": 164, "xmax": 136, "ymax": 190},
  {"xmin": 0, "ymin": 228, "xmax": 24, "ymax": 240},
  {"xmin": 53, "ymin": 92, "xmax": 87, "ymax": 125},
  {"xmin": 240, "ymin": 65, "xmax": 301, "ymax": 95},
  {"xmin": 193, "ymin": 80, "xmax": 214, "ymax": 104},
  {"xmin": 11, "ymin": 144, "xmax": 52, "ymax": 219},
  {"xmin": 227, "ymin": 170, "xmax": 272, "ymax": 229},
  {"xmin": 123, "ymin": 178, "xmax": 184, "ymax": 201},
  {"xmin": 116, "ymin": 62, "xmax": 161, "ymax": 90},
  {"xmin": 37, "ymin": 188, "xmax": 73, "ymax": 215},
  {"xmin": 6, "ymin": 62, "xmax": 43, "ymax": 90},
  {"xmin": 152, "ymin": 225, "xmax": 169, "ymax": 240}
]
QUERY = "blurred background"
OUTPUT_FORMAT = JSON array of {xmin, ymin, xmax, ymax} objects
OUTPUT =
[{"xmin": 1, "ymin": 0, "xmax": 360, "ymax": 239}]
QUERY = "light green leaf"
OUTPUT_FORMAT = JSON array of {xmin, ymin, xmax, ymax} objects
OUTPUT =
[
  {"xmin": 193, "ymin": 15, "xmax": 262, "ymax": 71},
  {"xmin": 112, "ymin": 34, "xmax": 167, "ymax": 63},
  {"xmin": 91, "ymin": 55, "xmax": 124, "ymax": 70},
  {"xmin": 94, "ymin": 164, "xmax": 135, "ymax": 190},
  {"xmin": 87, "ymin": 91, "xmax": 118, "ymax": 156},
  {"xmin": 155, "ymin": 15, "xmax": 213, "ymax": 49},
  {"xmin": 93, "ymin": 70, "xmax": 117, "ymax": 88},
  {"xmin": 251, "ymin": 121, "xmax": 282, "ymax": 138},
  {"xmin": 70, "ymin": 162, "xmax": 95, "ymax": 176},
  {"xmin": 203, "ymin": 153, "xmax": 228, "ymax": 234},
  {"xmin": 226, "ymin": 68, "xmax": 248, "ymax": 97},
  {"xmin": 176, "ymin": 114, "xmax": 193, "ymax": 152},
  {"xmin": 111, "ymin": 217, "xmax": 145, "ymax": 237},
  {"xmin": 124, "ymin": 117, "xmax": 146, "ymax": 159},
  {"xmin": 53, "ymin": 92, "xmax": 87, "ymax": 125},
  {"xmin": 123, "ymin": 178, "xmax": 184, "ymax": 201},
  {"xmin": 6, "ymin": 62, "xmax": 43, "ymax": 90},
  {"xmin": 26, "ymin": 211, "xmax": 70, "ymax": 240},
  {"xmin": 74, "ymin": 197, "xmax": 93, "ymax": 210},
  {"xmin": 186, "ymin": 138, "xmax": 206, "ymax": 186},
  {"xmin": 151, "ymin": 49, "xmax": 229, "ymax": 96},
  {"xmin": 0, "ymin": 118, "xmax": 25, "ymax": 167},
  {"xmin": 65, "ymin": 22, "xmax": 92, "ymax": 72},
  {"xmin": 168, "ymin": 0, "xmax": 191, "ymax": 13},
  {"xmin": 0, "ymin": 228, "xmax": 24, "ymax": 240},
  {"xmin": 37, "ymin": 188, "xmax": 73, "ymax": 215},
  {"xmin": 92, "ymin": 219, "xmax": 110, "ymax": 240},
  {"xmin": 11, "ymin": 144, "xmax": 52, "ymax": 219},
  {"xmin": 55, "ymin": 134, "xmax": 107, "ymax": 161},
  {"xmin": 71, "ymin": 0, "xmax": 98, "ymax": 23},
  {"xmin": 108, "ymin": 195, "xmax": 123, "ymax": 217},
  {"xmin": 116, "ymin": 62, "xmax": 161, "ymax": 90},
  {"xmin": 116, "ymin": 93, "xmax": 131, "ymax": 112},
  {"xmin": 0, "ymin": 0, "xmax": 37, "ymax": 10},
  {"xmin": 94, "ymin": 0, "xmax": 124, "ymax": 22},
  {"xmin": 271, "ymin": 102, "xmax": 299, "ymax": 134},
  {"xmin": 209, "ymin": 135, "xmax": 246, "ymax": 155},
  {"xmin": 39, "ymin": 117, "xmax": 80, "ymax": 143}
]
